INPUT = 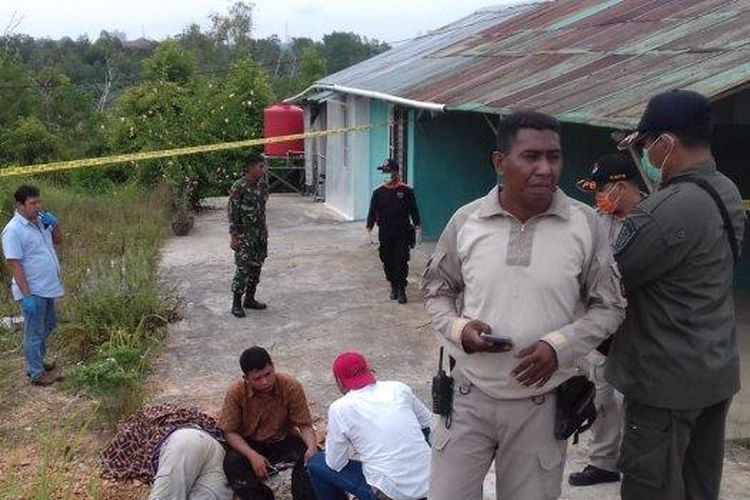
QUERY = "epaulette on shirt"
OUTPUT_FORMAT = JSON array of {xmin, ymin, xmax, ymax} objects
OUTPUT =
[{"xmin": 635, "ymin": 184, "xmax": 683, "ymax": 216}]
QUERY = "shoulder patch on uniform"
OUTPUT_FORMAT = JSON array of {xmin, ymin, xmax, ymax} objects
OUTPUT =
[{"xmin": 613, "ymin": 218, "xmax": 637, "ymax": 255}]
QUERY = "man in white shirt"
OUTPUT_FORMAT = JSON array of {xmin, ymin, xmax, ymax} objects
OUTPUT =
[
  {"xmin": 307, "ymin": 352, "xmax": 431, "ymax": 500},
  {"xmin": 2, "ymin": 185, "xmax": 64, "ymax": 386},
  {"xmin": 421, "ymin": 111, "xmax": 626, "ymax": 500}
]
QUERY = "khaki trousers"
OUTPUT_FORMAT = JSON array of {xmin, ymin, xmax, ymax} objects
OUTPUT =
[
  {"xmin": 429, "ymin": 376, "xmax": 566, "ymax": 500},
  {"xmin": 582, "ymin": 353, "xmax": 623, "ymax": 472},
  {"xmin": 149, "ymin": 428, "xmax": 233, "ymax": 500}
]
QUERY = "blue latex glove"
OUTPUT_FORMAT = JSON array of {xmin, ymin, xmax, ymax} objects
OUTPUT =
[
  {"xmin": 20, "ymin": 296, "xmax": 37, "ymax": 316},
  {"xmin": 40, "ymin": 211, "xmax": 58, "ymax": 229}
]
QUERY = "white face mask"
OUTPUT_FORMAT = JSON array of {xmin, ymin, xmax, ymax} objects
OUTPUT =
[
  {"xmin": 641, "ymin": 134, "xmax": 675, "ymax": 185},
  {"xmin": 383, "ymin": 173, "xmax": 395, "ymax": 184}
]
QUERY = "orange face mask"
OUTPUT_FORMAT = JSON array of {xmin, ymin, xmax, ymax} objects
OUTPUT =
[{"xmin": 595, "ymin": 183, "xmax": 622, "ymax": 214}]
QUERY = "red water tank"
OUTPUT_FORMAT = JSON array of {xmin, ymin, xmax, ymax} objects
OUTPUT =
[{"xmin": 263, "ymin": 104, "xmax": 304, "ymax": 156}]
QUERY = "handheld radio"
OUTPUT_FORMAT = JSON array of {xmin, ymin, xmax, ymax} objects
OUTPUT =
[{"xmin": 431, "ymin": 346, "xmax": 453, "ymax": 422}]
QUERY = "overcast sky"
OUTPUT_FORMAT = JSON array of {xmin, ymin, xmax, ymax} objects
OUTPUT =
[{"xmin": 2, "ymin": 0, "xmax": 532, "ymax": 44}]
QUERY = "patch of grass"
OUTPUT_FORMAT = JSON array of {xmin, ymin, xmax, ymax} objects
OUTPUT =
[
  {"xmin": 0, "ymin": 453, "xmax": 24, "ymax": 499},
  {"xmin": 0, "ymin": 180, "xmax": 181, "ymax": 497},
  {"xmin": 0, "ymin": 180, "xmax": 180, "ymax": 430},
  {"xmin": 66, "ymin": 325, "xmax": 163, "ymax": 423},
  {"xmin": 0, "ymin": 405, "xmax": 104, "ymax": 499}
]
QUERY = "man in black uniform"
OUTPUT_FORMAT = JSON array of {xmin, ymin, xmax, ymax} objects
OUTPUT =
[
  {"xmin": 608, "ymin": 90, "xmax": 746, "ymax": 500},
  {"xmin": 366, "ymin": 159, "xmax": 421, "ymax": 304}
]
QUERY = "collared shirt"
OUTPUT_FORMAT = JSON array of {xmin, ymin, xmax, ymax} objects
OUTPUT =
[
  {"xmin": 606, "ymin": 160, "xmax": 746, "ymax": 410},
  {"xmin": 584, "ymin": 213, "xmax": 625, "ymax": 367},
  {"xmin": 228, "ymin": 176, "xmax": 269, "ymax": 237},
  {"xmin": 325, "ymin": 381, "xmax": 431, "ymax": 500},
  {"xmin": 366, "ymin": 183, "xmax": 421, "ymax": 231},
  {"xmin": 218, "ymin": 372, "xmax": 313, "ymax": 442},
  {"xmin": 1, "ymin": 211, "xmax": 63, "ymax": 300},
  {"xmin": 421, "ymin": 186, "xmax": 626, "ymax": 400},
  {"xmin": 602, "ymin": 214, "xmax": 624, "ymax": 245}
]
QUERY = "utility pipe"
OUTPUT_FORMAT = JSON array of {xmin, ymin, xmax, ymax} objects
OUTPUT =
[{"xmin": 285, "ymin": 83, "xmax": 446, "ymax": 113}]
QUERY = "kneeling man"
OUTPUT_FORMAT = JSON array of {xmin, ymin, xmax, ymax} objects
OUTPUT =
[
  {"xmin": 308, "ymin": 352, "xmax": 431, "ymax": 500},
  {"xmin": 218, "ymin": 346, "xmax": 318, "ymax": 500}
]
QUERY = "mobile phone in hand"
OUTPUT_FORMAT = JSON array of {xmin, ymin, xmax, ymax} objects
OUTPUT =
[{"xmin": 479, "ymin": 333, "xmax": 513, "ymax": 348}]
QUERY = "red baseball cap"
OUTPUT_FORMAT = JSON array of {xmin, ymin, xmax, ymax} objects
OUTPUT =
[{"xmin": 332, "ymin": 352, "xmax": 376, "ymax": 390}]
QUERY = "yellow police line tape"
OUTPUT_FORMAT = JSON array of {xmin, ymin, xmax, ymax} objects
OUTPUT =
[
  {"xmin": 0, "ymin": 124, "xmax": 380, "ymax": 179},
  {"xmin": 4, "ymin": 127, "xmax": 750, "ymax": 212}
]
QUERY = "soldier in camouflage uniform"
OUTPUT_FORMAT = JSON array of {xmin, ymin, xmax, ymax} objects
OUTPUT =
[{"xmin": 228, "ymin": 150, "xmax": 269, "ymax": 317}]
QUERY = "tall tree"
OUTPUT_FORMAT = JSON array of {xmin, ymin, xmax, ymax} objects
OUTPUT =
[
  {"xmin": 209, "ymin": 1, "xmax": 255, "ymax": 52},
  {"xmin": 142, "ymin": 40, "xmax": 196, "ymax": 84},
  {"xmin": 299, "ymin": 46, "xmax": 326, "ymax": 89},
  {"xmin": 322, "ymin": 32, "xmax": 390, "ymax": 74}
]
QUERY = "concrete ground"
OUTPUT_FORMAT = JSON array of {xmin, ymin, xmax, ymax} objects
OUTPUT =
[{"xmin": 150, "ymin": 194, "xmax": 750, "ymax": 499}]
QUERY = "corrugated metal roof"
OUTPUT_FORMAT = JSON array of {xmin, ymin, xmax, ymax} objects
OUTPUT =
[{"xmin": 317, "ymin": 0, "xmax": 750, "ymax": 128}]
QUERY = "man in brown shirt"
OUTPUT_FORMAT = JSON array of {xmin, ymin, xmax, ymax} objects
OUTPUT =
[{"xmin": 219, "ymin": 346, "xmax": 318, "ymax": 500}]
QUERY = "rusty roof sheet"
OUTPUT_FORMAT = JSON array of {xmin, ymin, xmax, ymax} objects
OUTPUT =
[{"xmin": 319, "ymin": 0, "xmax": 750, "ymax": 128}]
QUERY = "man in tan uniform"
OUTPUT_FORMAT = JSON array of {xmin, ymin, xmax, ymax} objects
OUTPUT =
[{"xmin": 422, "ymin": 111, "xmax": 626, "ymax": 500}]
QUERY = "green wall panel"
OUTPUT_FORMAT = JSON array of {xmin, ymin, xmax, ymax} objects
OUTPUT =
[
  {"xmin": 408, "ymin": 109, "xmax": 416, "ymax": 187},
  {"xmin": 412, "ymin": 112, "xmax": 497, "ymax": 239}
]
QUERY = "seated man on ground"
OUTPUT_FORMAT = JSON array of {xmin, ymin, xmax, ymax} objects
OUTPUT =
[
  {"xmin": 102, "ymin": 403, "xmax": 233, "ymax": 500},
  {"xmin": 218, "ymin": 346, "xmax": 318, "ymax": 500},
  {"xmin": 308, "ymin": 351, "xmax": 431, "ymax": 500}
]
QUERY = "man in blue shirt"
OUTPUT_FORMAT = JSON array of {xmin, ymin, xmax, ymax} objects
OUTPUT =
[{"xmin": 2, "ymin": 185, "xmax": 64, "ymax": 386}]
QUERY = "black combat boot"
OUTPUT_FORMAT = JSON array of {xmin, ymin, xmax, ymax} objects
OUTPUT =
[
  {"xmin": 397, "ymin": 287, "xmax": 407, "ymax": 304},
  {"xmin": 231, "ymin": 292, "xmax": 246, "ymax": 318},
  {"xmin": 569, "ymin": 465, "xmax": 620, "ymax": 486},
  {"xmin": 243, "ymin": 286, "xmax": 267, "ymax": 310},
  {"xmin": 390, "ymin": 283, "xmax": 398, "ymax": 300}
]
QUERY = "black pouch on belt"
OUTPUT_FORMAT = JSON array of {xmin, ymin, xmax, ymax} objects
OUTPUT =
[
  {"xmin": 431, "ymin": 346, "xmax": 454, "ymax": 426},
  {"xmin": 554, "ymin": 375, "xmax": 597, "ymax": 444}
]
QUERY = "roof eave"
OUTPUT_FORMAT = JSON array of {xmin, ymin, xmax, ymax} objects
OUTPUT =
[
  {"xmin": 446, "ymin": 103, "xmax": 637, "ymax": 130},
  {"xmin": 285, "ymin": 84, "xmax": 446, "ymax": 113}
]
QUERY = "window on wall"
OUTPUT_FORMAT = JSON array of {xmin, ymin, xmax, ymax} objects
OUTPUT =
[{"xmin": 389, "ymin": 106, "xmax": 409, "ymax": 181}]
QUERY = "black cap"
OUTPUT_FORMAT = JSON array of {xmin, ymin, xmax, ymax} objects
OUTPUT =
[
  {"xmin": 576, "ymin": 154, "xmax": 638, "ymax": 192},
  {"xmin": 245, "ymin": 149, "xmax": 266, "ymax": 165},
  {"xmin": 618, "ymin": 89, "xmax": 711, "ymax": 150},
  {"xmin": 377, "ymin": 159, "xmax": 399, "ymax": 173}
]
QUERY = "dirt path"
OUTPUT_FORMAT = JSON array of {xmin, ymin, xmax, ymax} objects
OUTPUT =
[{"xmin": 150, "ymin": 194, "xmax": 750, "ymax": 499}]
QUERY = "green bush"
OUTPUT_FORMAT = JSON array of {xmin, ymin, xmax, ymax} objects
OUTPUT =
[{"xmin": 68, "ymin": 345, "xmax": 142, "ymax": 396}]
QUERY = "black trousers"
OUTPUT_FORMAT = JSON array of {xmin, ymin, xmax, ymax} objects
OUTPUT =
[
  {"xmin": 378, "ymin": 229, "xmax": 411, "ymax": 289},
  {"xmin": 619, "ymin": 398, "xmax": 731, "ymax": 500},
  {"xmin": 223, "ymin": 434, "xmax": 317, "ymax": 500}
]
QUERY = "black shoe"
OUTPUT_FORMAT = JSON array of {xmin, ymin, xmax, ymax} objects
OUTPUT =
[
  {"xmin": 244, "ymin": 298, "xmax": 267, "ymax": 310},
  {"xmin": 231, "ymin": 293, "xmax": 246, "ymax": 318},
  {"xmin": 243, "ymin": 285, "xmax": 267, "ymax": 310},
  {"xmin": 389, "ymin": 285, "xmax": 398, "ymax": 300},
  {"xmin": 397, "ymin": 288, "xmax": 407, "ymax": 304},
  {"xmin": 569, "ymin": 465, "xmax": 620, "ymax": 486}
]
